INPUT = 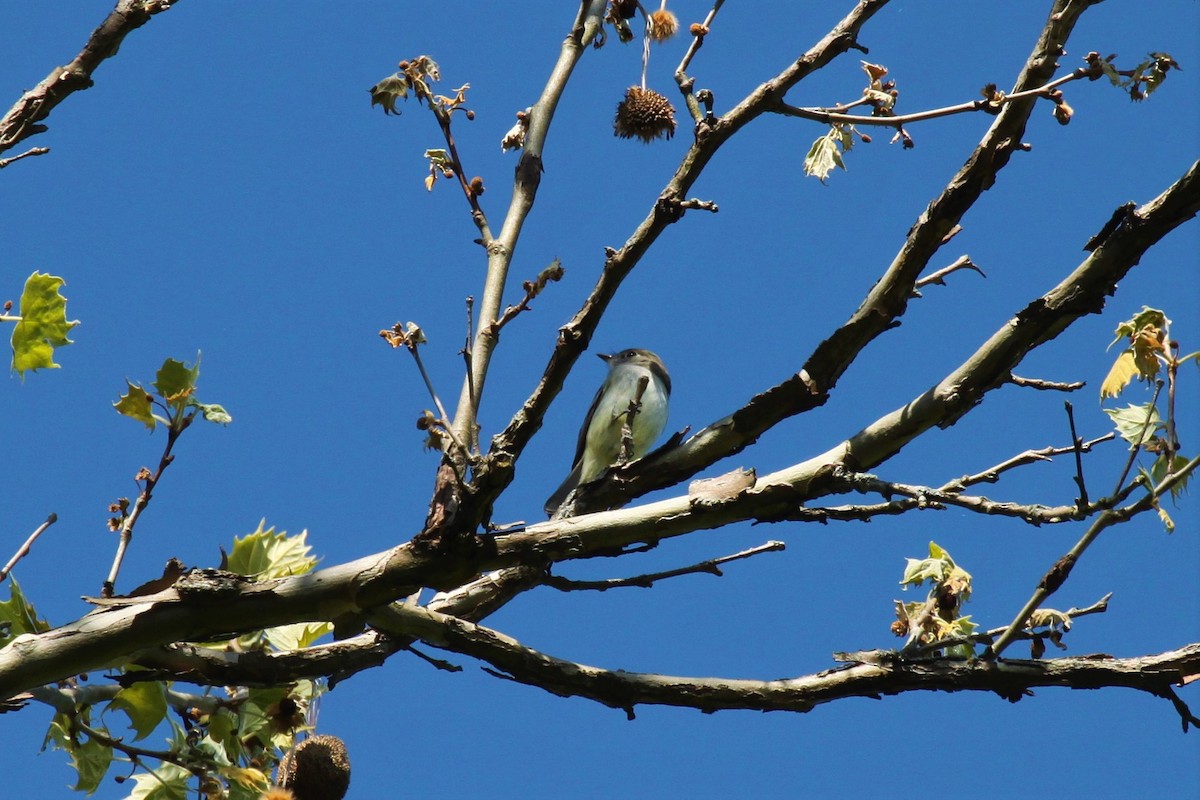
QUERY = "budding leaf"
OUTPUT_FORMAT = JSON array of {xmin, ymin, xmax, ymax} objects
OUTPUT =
[
  {"xmin": 804, "ymin": 130, "xmax": 846, "ymax": 183},
  {"xmin": 153, "ymin": 355, "xmax": 200, "ymax": 408},
  {"xmin": 369, "ymin": 74, "xmax": 408, "ymax": 114},
  {"xmin": 225, "ymin": 521, "xmax": 318, "ymax": 580},
  {"xmin": 194, "ymin": 401, "xmax": 232, "ymax": 425},
  {"xmin": 10, "ymin": 272, "xmax": 79, "ymax": 376}
]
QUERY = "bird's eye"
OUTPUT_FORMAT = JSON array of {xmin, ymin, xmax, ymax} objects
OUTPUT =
[{"xmin": 623, "ymin": 349, "xmax": 636, "ymax": 358}]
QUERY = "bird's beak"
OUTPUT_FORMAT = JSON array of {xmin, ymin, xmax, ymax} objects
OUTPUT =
[{"xmin": 597, "ymin": 352, "xmax": 612, "ymax": 363}]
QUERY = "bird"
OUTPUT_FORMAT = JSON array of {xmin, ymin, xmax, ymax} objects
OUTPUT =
[{"xmin": 544, "ymin": 348, "xmax": 670, "ymax": 517}]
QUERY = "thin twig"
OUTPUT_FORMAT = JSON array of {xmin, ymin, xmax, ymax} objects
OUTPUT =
[
  {"xmin": 0, "ymin": 146, "xmax": 49, "ymax": 168},
  {"xmin": 1065, "ymin": 401, "xmax": 1089, "ymax": 509},
  {"xmin": 0, "ymin": 513, "xmax": 57, "ymax": 581},
  {"xmin": 774, "ymin": 68, "xmax": 1086, "ymax": 129},
  {"xmin": 907, "ymin": 592, "xmax": 1112, "ymax": 658},
  {"xmin": 673, "ymin": 0, "xmax": 725, "ymax": 122},
  {"xmin": 410, "ymin": 344, "xmax": 472, "ymax": 464},
  {"xmin": 431, "ymin": 103, "xmax": 493, "ymax": 243},
  {"xmin": 545, "ymin": 541, "xmax": 785, "ymax": 591},
  {"xmin": 1009, "ymin": 374, "xmax": 1086, "ymax": 391},
  {"xmin": 987, "ymin": 453, "xmax": 1200, "ymax": 659},
  {"xmin": 103, "ymin": 419, "xmax": 189, "ymax": 597},
  {"xmin": 403, "ymin": 643, "xmax": 463, "ymax": 673}
]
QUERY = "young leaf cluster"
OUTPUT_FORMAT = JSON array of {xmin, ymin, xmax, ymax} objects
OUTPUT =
[{"xmin": 114, "ymin": 354, "xmax": 231, "ymax": 433}]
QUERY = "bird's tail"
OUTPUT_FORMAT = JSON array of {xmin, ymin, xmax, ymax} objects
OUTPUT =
[{"xmin": 544, "ymin": 462, "xmax": 583, "ymax": 517}]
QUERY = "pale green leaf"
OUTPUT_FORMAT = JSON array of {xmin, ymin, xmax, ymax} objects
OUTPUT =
[
  {"xmin": 192, "ymin": 401, "xmax": 232, "ymax": 425},
  {"xmin": 265, "ymin": 621, "xmax": 333, "ymax": 651},
  {"xmin": 70, "ymin": 727, "xmax": 114, "ymax": 794},
  {"xmin": 1103, "ymin": 403, "xmax": 1163, "ymax": 445},
  {"xmin": 128, "ymin": 762, "xmax": 192, "ymax": 800},
  {"xmin": 803, "ymin": 131, "xmax": 846, "ymax": 183}
]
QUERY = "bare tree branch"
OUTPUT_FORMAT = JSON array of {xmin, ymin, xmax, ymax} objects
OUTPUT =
[
  {"xmin": 367, "ymin": 603, "xmax": 1200, "ymax": 720},
  {"xmin": 988, "ymin": 453, "xmax": 1200, "ymax": 659},
  {"xmin": 0, "ymin": 0, "xmax": 182, "ymax": 156},
  {"xmin": 560, "ymin": 0, "xmax": 1112, "ymax": 515}
]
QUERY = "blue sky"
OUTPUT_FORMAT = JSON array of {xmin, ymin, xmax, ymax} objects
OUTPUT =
[{"xmin": 2, "ymin": 2, "xmax": 1198, "ymax": 798}]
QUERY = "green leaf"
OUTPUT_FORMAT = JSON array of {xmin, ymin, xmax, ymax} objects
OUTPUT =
[
  {"xmin": 128, "ymin": 762, "xmax": 192, "ymax": 800},
  {"xmin": 0, "ymin": 576, "xmax": 51, "ymax": 646},
  {"xmin": 10, "ymin": 272, "xmax": 80, "ymax": 376},
  {"xmin": 108, "ymin": 681, "xmax": 168, "ymax": 741},
  {"xmin": 43, "ymin": 714, "xmax": 115, "ymax": 795},
  {"xmin": 225, "ymin": 521, "xmax": 319, "ymax": 580},
  {"xmin": 153, "ymin": 354, "xmax": 201, "ymax": 408},
  {"xmin": 115, "ymin": 381, "xmax": 158, "ymax": 430},
  {"xmin": 1103, "ymin": 403, "xmax": 1164, "ymax": 445},
  {"xmin": 237, "ymin": 699, "xmax": 272, "ymax": 744},
  {"xmin": 207, "ymin": 707, "xmax": 239, "ymax": 749}
]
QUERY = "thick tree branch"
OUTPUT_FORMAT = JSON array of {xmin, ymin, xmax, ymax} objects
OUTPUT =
[
  {"xmin": 0, "ymin": 0, "xmax": 181, "ymax": 156},
  {"xmin": 2, "ymin": 158, "xmax": 1194, "ymax": 700},
  {"xmin": 366, "ymin": 604, "xmax": 1200, "ymax": 720}
]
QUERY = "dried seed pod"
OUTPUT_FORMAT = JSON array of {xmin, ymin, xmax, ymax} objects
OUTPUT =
[
  {"xmin": 276, "ymin": 734, "xmax": 351, "ymax": 800},
  {"xmin": 614, "ymin": 87, "xmax": 677, "ymax": 143}
]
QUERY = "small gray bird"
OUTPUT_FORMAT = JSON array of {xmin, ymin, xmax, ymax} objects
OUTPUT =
[{"xmin": 544, "ymin": 348, "xmax": 670, "ymax": 516}]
